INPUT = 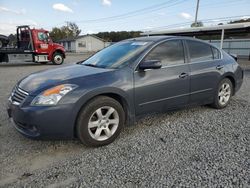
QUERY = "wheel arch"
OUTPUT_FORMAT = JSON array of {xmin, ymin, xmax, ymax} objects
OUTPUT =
[
  {"xmin": 221, "ymin": 73, "xmax": 236, "ymax": 95},
  {"xmin": 49, "ymin": 49, "xmax": 65, "ymax": 60},
  {"xmin": 73, "ymin": 89, "xmax": 134, "ymax": 138},
  {"xmin": 53, "ymin": 49, "xmax": 65, "ymax": 58}
]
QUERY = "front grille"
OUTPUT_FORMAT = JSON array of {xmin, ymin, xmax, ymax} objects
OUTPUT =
[{"xmin": 10, "ymin": 87, "xmax": 29, "ymax": 105}]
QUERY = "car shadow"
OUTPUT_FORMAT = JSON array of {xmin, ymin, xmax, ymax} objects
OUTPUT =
[{"xmin": 0, "ymin": 62, "xmax": 53, "ymax": 67}]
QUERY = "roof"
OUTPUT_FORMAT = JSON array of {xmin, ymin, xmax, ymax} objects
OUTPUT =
[
  {"xmin": 126, "ymin": 36, "xmax": 220, "ymax": 46},
  {"xmin": 126, "ymin": 35, "xmax": 174, "ymax": 42},
  {"xmin": 58, "ymin": 34, "xmax": 106, "ymax": 42},
  {"xmin": 141, "ymin": 22, "xmax": 250, "ymax": 36}
]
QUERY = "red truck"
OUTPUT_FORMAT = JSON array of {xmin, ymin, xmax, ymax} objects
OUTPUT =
[{"xmin": 0, "ymin": 25, "xmax": 66, "ymax": 65}]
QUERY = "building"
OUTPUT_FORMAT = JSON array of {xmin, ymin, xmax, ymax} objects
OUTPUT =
[
  {"xmin": 141, "ymin": 22, "xmax": 250, "ymax": 59},
  {"xmin": 58, "ymin": 35, "xmax": 110, "ymax": 53}
]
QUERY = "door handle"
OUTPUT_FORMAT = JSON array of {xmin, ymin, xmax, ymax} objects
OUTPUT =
[
  {"xmin": 216, "ymin": 65, "xmax": 224, "ymax": 70},
  {"xmin": 179, "ymin": 72, "xmax": 189, "ymax": 79}
]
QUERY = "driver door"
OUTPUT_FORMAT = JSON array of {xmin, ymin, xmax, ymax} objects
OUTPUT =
[
  {"xmin": 134, "ymin": 39, "xmax": 190, "ymax": 115},
  {"xmin": 36, "ymin": 31, "xmax": 52, "ymax": 54}
]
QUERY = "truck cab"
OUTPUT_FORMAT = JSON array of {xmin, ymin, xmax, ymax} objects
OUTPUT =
[{"xmin": 0, "ymin": 25, "xmax": 66, "ymax": 65}]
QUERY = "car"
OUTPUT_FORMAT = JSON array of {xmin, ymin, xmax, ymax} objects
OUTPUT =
[{"xmin": 7, "ymin": 36, "xmax": 244, "ymax": 147}]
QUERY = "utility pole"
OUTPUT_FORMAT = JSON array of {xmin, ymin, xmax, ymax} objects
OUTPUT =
[{"xmin": 194, "ymin": 0, "xmax": 200, "ymax": 27}]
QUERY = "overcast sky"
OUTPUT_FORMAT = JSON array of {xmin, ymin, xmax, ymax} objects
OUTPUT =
[{"xmin": 0, "ymin": 0, "xmax": 250, "ymax": 35}]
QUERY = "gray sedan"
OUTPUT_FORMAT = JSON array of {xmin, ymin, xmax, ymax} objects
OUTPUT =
[{"xmin": 7, "ymin": 36, "xmax": 243, "ymax": 147}]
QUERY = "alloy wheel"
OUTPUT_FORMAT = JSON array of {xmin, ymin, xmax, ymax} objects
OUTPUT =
[
  {"xmin": 88, "ymin": 106, "xmax": 119, "ymax": 141},
  {"xmin": 218, "ymin": 83, "xmax": 231, "ymax": 106}
]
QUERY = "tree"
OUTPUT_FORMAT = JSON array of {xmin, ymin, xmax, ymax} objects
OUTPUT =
[
  {"xmin": 191, "ymin": 21, "xmax": 204, "ymax": 27},
  {"xmin": 96, "ymin": 31, "xmax": 142, "ymax": 42},
  {"xmin": 49, "ymin": 22, "xmax": 81, "ymax": 42},
  {"xmin": 67, "ymin": 22, "xmax": 81, "ymax": 37},
  {"xmin": 49, "ymin": 27, "xmax": 65, "ymax": 42},
  {"xmin": 8, "ymin": 34, "xmax": 17, "ymax": 47}
]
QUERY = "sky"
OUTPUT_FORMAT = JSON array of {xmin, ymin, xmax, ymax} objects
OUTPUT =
[{"xmin": 0, "ymin": 0, "xmax": 250, "ymax": 35}]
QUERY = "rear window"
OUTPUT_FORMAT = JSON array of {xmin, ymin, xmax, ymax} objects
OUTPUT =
[
  {"xmin": 211, "ymin": 47, "xmax": 221, "ymax": 59},
  {"xmin": 187, "ymin": 40, "xmax": 213, "ymax": 62}
]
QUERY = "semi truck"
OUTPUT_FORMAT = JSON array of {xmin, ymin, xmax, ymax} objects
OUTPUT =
[{"xmin": 0, "ymin": 25, "xmax": 66, "ymax": 65}]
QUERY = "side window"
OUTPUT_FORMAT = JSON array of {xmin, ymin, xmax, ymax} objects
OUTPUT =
[
  {"xmin": 78, "ymin": 41, "xmax": 86, "ymax": 48},
  {"xmin": 211, "ymin": 47, "xmax": 221, "ymax": 59},
  {"xmin": 145, "ymin": 40, "xmax": 185, "ymax": 66},
  {"xmin": 38, "ymin": 32, "xmax": 48, "ymax": 41},
  {"xmin": 187, "ymin": 40, "xmax": 213, "ymax": 62}
]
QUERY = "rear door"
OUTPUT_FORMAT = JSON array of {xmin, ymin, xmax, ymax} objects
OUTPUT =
[
  {"xmin": 134, "ymin": 39, "xmax": 190, "ymax": 115},
  {"xmin": 185, "ymin": 40, "xmax": 223, "ymax": 104}
]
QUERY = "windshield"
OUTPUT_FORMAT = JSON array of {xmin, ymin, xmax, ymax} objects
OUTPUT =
[{"xmin": 82, "ymin": 41, "xmax": 151, "ymax": 69}]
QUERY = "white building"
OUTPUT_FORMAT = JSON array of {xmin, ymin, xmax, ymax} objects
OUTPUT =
[{"xmin": 59, "ymin": 35, "xmax": 110, "ymax": 53}]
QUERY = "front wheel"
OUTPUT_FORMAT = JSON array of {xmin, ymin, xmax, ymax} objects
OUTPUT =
[
  {"xmin": 52, "ymin": 52, "xmax": 64, "ymax": 65},
  {"xmin": 211, "ymin": 78, "xmax": 233, "ymax": 109},
  {"xmin": 76, "ymin": 96, "xmax": 125, "ymax": 147}
]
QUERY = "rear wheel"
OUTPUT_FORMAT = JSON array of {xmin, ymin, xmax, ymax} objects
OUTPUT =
[
  {"xmin": 52, "ymin": 52, "xmax": 64, "ymax": 65},
  {"xmin": 211, "ymin": 78, "xmax": 233, "ymax": 109},
  {"xmin": 76, "ymin": 96, "xmax": 125, "ymax": 147}
]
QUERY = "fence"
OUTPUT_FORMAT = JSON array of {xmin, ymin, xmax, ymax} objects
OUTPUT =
[{"xmin": 207, "ymin": 39, "xmax": 250, "ymax": 59}]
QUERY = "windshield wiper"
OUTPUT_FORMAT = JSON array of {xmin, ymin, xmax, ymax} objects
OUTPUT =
[
  {"xmin": 83, "ymin": 64, "xmax": 99, "ymax": 68},
  {"xmin": 76, "ymin": 61, "xmax": 84, "ymax": 64}
]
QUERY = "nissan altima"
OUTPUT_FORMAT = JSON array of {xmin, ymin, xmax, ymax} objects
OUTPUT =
[{"xmin": 7, "ymin": 36, "xmax": 244, "ymax": 146}]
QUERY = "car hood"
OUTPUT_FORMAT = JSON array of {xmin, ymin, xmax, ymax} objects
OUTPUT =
[{"xmin": 18, "ymin": 64, "xmax": 112, "ymax": 94}]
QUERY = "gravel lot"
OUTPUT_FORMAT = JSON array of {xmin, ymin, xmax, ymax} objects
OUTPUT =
[{"xmin": 0, "ymin": 54, "xmax": 249, "ymax": 187}]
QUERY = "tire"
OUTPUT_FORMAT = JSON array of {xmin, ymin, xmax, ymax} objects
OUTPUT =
[
  {"xmin": 76, "ymin": 96, "xmax": 125, "ymax": 147},
  {"xmin": 211, "ymin": 78, "xmax": 233, "ymax": 109},
  {"xmin": 52, "ymin": 52, "xmax": 64, "ymax": 65}
]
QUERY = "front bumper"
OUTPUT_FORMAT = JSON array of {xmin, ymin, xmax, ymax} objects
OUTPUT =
[{"xmin": 7, "ymin": 101, "xmax": 76, "ymax": 139}]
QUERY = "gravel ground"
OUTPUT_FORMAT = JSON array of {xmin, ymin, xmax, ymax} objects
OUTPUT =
[{"xmin": 0, "ymin": 55, "xmax": 249, "ymax": 187}]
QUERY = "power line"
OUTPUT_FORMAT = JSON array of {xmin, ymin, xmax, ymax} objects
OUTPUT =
[
  {"xmin": 74, "ymin": 0, "xmax": 247, "ymax": 26},
  {"xmin": 75, "ymin": 0, "xmax": 249, "ymax": 33},
  {"xmin": 73, "ymin": 14, "xmax": 250, "ymax": 34},
  {"xmin": 142, "ymin": 15, "xmax": 250, "ymax": 31},
  {"xmin": 47, "ymin": 0, "xmax": 248, "ymax": 30},
  {"xmin": 68, "ymin": 0, "xmax": 187, "ymax": 24}
]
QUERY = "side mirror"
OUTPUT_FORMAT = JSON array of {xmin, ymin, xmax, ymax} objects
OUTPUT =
[
  {"xmin": 229, "ymin": 53, "xmax": 238, "ymax": 62},
  {"xmin": 139, "ymin": 60, "xmax": 162, "ymax": 70},
  {"xmin": 47, "ymin": 38, "xmax": 52, "ymax": 43},
  {"xmin": 43, "ymin": 39, "xmax": 49, "ymax": 43}
]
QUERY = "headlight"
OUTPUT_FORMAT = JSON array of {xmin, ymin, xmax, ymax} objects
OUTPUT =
[{"xmin": 31, "ymin": 84, "xmax": 77, "ymax": 106}]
